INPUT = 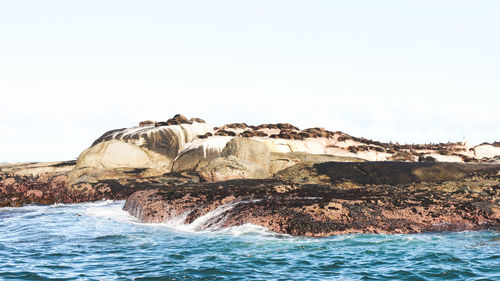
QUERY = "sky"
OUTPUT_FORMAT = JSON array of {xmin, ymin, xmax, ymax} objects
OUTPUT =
[{"xmin": 1, "ymin": 0, "xmax": 499, "ymax": 162}]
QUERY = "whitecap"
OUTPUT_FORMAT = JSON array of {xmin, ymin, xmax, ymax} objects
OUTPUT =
[{"xmin": 82, "ymin": 200, "xmax": 138, "ymax": 223}]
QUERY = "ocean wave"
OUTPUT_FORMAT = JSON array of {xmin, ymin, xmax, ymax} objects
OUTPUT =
[{"xmin": 0, "ymin": 201, "xmax": 499, "ymax": 280}]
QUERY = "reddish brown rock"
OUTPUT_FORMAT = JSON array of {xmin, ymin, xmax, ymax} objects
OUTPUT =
[
  {"xmin": 123, "ymin": 176, "xmax": 499, "ymax": 236},
  {"xmin": 0, "ymin": 161, "xmax": 199, "ymax": 207},
  {"xmin": 123, "ymin": 162, "xmax": 500, "ymax": 237}
]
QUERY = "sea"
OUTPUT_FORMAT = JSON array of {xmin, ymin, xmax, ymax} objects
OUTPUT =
[{"xmin": 0, "ymin": 200, "xmax": 498, "ymax": 281}]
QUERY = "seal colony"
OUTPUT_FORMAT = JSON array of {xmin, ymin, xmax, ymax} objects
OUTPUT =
[{"xmin": 1, "ymin": 114, "xmax": 499, "ymax": 236}]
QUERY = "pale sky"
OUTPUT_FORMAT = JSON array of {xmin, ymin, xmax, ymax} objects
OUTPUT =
[{"xmin": 1, "ymin": 1, "xmax": 499, "ymax": 162}]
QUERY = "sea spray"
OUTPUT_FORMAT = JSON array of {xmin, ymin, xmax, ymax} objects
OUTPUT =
[{"xmin": 163, "ymin": 199, "xmax": 262, "ymax": 232}]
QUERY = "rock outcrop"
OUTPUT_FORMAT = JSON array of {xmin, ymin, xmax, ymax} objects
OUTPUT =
[
  {"xmin": 3, "ymin": 115, "xmax": 500, "ymax": 237},
  {"xmin": 194, "ymin": 138, "xmax": 272, "ymax": 182},
  {"xmin": 123, "ymin": 162, "xmax": 500, "ymax": 236},
  {"xmin": 71, "ymin": 117, "xmax": 213, "ymax": 182},
  {"xmin": 221, "ymin": 138, "xmax": 271, "ymax": 171},
  {"xmin": 70, "ymin": 115, "xmax": 500, "ymax": 183},
  {"xmin": 172, "ymin": 136, "xmax": 233, "ymax": 172},
  {"xmin": 197, "ymin": 156, "xmax": 268, "ymax": 182},
  {"xmin": 0, "ymin": 161, "xmax": 199, "ymax": 207}
]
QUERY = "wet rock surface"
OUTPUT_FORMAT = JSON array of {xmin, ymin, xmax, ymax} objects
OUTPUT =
[{"xmin": 124, "ymin": 162, "xmax": 500, "ymax": 237}]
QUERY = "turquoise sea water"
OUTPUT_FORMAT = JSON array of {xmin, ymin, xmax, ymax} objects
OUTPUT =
[{"xmin": 0, "ymin": 201, "xmax": 498, "ymax": 281}]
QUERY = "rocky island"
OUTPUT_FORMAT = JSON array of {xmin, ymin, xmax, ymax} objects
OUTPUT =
[{"xmin": 1, "ymin": 114, "xmax": 499, "ymax": 236}]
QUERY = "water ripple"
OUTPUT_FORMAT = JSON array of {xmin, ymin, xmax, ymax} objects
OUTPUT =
[{"xmin": 0, "ymin": 201, "xmax": 499, "ymax": 280}]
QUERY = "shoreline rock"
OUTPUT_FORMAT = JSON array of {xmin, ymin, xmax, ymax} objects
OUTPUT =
[
  {"xmin": 2, "ymin": 115, "xmax": 499, "ymax": 237},
  {"xmin": 123, "ymin": 162, "xmax": 499, "ymax": 237},
  {"xmin": 0, "ymin": 161, "xmax": 199, "ymax": 207}
]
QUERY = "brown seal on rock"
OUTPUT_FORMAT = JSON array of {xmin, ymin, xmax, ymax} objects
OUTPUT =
[
  {"xmin": 356, "ymin": 145, "xmax": 368, "ymax": 152},
  {"xmin": 277, "ymin": 123, "xmax": 299, "ymax": 130},
  {"xmin": 139, "ymin": 120, "xmax": 156, "ymax": 127},
  {"xmin": 239, "ymin": 131, "xmax": 256, "ymax": 138},
  {"xmin": 299, "ymin": 132, "xmax": 314, "ymax": 139},
  {"xmin": 370, "ymin": 146, "xmax": 386, "ymax": 153},
  {"xmin": 253, "ymin": 130, "xmax": 268, "ymax": 137},
  {"xmin": 278, "ymin": 133, "xmax": 294, "ymax": 140},
  {"xmin": 304, "ymin": 128, "xmax": 334, "ymax": 138},
  {"xmin": 215, "ymin": 130, "xmax": 236, "ymax": 137},
  {"xmin": 437, "ymin": 149, "xmax": 453, "ymax": 156},
  {"xmin": 166, "ymin": 119, "xmax": 180, "ymax": 126},
  {"xmin": 189, "ymin": 118, "xmax": 206, "ymax": 123},
  {"xmin": 348, "ymin": 146, "xmax": 359, "ymax": 154},
  {"xmin": 155, "ymin": 121, "xmax": 169, "ymax": 127},
  {"xmin": 223, "ymin": 123, "xmax": 248, "ymax": 130},
  {"xmin": 419, "ymin": 155, "xmax": 437, "ymax": 162},
  {"xmin": 389, "ymin": 151, "xmax": 415, "ymax": 162},
  {"xmin": 337, "ymin": 135, "xmax": 351, "ymax": 142},
  {"xmin": 198, "ymin": 132, "xmax": 213, "ymax": 139},
  {"xmin": 173, "ymin": 114, "xmax": 189, "ymax": 124}
]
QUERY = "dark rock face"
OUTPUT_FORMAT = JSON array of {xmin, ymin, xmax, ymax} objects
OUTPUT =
[
  {"xmin": 124, "ymin": 162, "xmax": 500, "ymax": 237},
  {"xmin": 310, "ymin": 162, "xmax": 499, "ymax": 185}
]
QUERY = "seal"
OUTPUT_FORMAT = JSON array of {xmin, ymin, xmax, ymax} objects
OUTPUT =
[
  {"xmin": 139, "ymin": 120, "xmax": 156, "ymax": 127},
  {"xmin": 198, "ymin": 132, "xmax": 213, "ymax": 139},
  {"xmin": 348, "ymin": 146, "xmax": 359, "ymax": 154},
  {"xmin": 239, "ymin": 131, "xmax": 256, "ymax": 138},
  {"xmin": 337, "ymin": 135, "xmax": 351, "ymax": 142},
  {"xmin": 189, "ymin": 118, "xmax": 206, "ymax": 123},
  {"xmin": 253, "ymin": 130, "xmax": 268, "ymax": 137},
  {"xmin": 299, "ymin": 132, "xmax": 314, "ymax": 139},
  {"xmin": 165, "ymin": 119, "xmax": 180, "ymax": 126},
  {"xmin": 278, "ymin": 133, "xmax": 293, "ymax": 140},
  {"xmin": 155, "ymin": 121, "xmax": 169, "ymax": 127},
  {"xmin": 215, "ymin": 130, "xmax": 236, "ymax": 137},
  {"xmin": 223, "ymin": 123, "xmax": 248, "ymax": 130},
  {"xmin": 173, "ymin": 114, "xmax": 189, "ymax": 124},
  {"xmin": 302, "ymin": 127, "xmax": 334, "ymax": 138},
  {"xmin": 418, "ymin": 155, "xmax": 437, "ymax": 162},
  {"xmin": 277, "ymin": 123, "xmax": 299, "ymax": 130}
]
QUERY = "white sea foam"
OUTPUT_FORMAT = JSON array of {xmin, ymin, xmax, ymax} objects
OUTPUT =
[
  {"xmin": 1, "ymin": 200, "xmax": 280, "ymax": 237},
  {"xmin": 82, "ymin": 200, "xmax": 139, "ymax": 223},
  {"xmin": 163, "ymin": 201, "xmax": 242, "ymax": 232},
  {"xmin": 216, "ymin": 223, "xmax": 274, "ymax": 236},
  {"xmin": 160, "ymin": 199, "xmax": 274, "ymax": 236}
]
